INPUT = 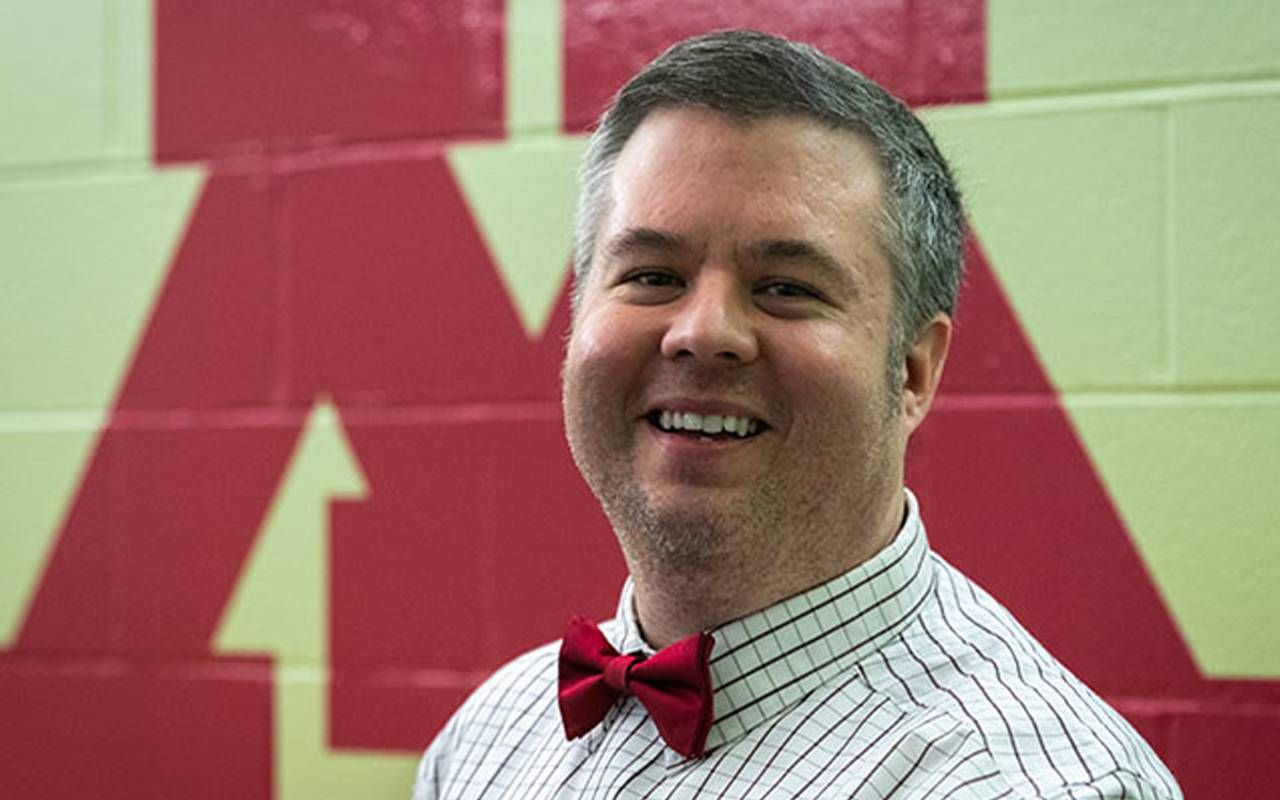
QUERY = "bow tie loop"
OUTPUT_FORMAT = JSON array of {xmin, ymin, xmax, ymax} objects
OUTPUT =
[
  {"xmin": 558, "ymin": 616, "xmax": 715, "ymax": 759},
  {"xmin": 602, "ymin": 653, "xmax": 638, "ymax": 692}
]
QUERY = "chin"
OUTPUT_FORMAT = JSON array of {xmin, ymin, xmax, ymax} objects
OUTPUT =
[{"xmin": 606, "ymin": 490, "xmax": 761, "ymax": 568}]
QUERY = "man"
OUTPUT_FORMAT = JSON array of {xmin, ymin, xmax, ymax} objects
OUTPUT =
[{"xmin": 415, "ymin": 30, "xmax": 1181, "ymax": 799}]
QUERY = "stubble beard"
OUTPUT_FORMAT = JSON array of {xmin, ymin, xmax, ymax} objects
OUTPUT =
[
  {"xmin": 597, "ymin": 469, "xmax": 793, "ymax": 581},
  {"xmin": 575, "ymin": 400, "xmax": 901, "ymax": 594}
]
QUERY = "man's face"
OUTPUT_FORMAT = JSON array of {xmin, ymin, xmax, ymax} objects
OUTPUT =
[{"xmin": 562, "ymin": 108, "xmax": 921, "ymax": 575}]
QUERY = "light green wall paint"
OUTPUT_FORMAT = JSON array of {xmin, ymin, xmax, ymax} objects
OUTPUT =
[
  {"xmin": 0, "ymin": 0, "xmax": 184, "ymax": 410},
  {"xmin": 0, "ymin": 3, "xmax": 107, "ymax": 166},
  {"xmin": 0, "ymin": 170, "xmax": 204, "ymax": 411},
  {"xmin": 446, "ymin": 136, "xmax": 585, "ymax": 339},
  {"xmin": 508, "ymin": 0, "xmax": 563, "ymax": 133},
  {"xmin": 925, "ymin": 104, "xmax": 1170, "ymax": 390},
  {"xmin": 0, "ymin": 1, "xmax": 151, "ymax": 167},
  {"xmin": 1066, "ymin": 396, "xmax": 1280, "ymax": 676},
  {"xmin": 989, "ymin": 0, "xmax": 1280, "ymax": 98},
  {"xmin": 447, "ymin": 0, "xmax": 582, "ymax": 340},
  {"xmin": 1171, "ymin": 96, "xmax": 1280, "ymax": 386},
  {"xmin": 112, "ymin": 0, "xmax": 154, "ymax": 158}
]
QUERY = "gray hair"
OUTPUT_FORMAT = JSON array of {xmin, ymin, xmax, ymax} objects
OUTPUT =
[{"xmin": 572, "ymin": 29, "xmax": 965, "ymax": 361}]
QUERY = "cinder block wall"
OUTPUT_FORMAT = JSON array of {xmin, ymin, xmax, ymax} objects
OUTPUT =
[{"xmin": 1, "ymin": 2, "xmax": 1276, "ymax": 797}]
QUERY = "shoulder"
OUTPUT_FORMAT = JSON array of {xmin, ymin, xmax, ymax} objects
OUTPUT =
[
  {"xmin": 414, "ymin": 618, "xmax": 626, "ymax": 799},
  {"xmin": 454, "ymin": 639, "xmax": 563, "ymax": 731},
  {"xmin": 413, "ymin": 638, "xmax": 561, "ymax": 799},
  {"xmin": 862, "ymin": 556, "xmax": 1181, "ymax": 799},
  {"xmin": 432, "ymin": 635, "xmax": 563, "ymax": 754}
]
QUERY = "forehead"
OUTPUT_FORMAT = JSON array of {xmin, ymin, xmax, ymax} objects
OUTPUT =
[{"xmin": 603, "ymin": 107, "xmax": 885, "ymax": 243}]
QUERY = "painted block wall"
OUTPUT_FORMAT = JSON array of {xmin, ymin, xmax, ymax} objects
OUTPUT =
[{"xmin": 1, "ymin": 1, "xmax": 1276, "ymax": 797}]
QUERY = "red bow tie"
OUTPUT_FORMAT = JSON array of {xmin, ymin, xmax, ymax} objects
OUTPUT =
[{"xmin": 558, "ymin": 616, "xmax": 715, "ymax": 759}]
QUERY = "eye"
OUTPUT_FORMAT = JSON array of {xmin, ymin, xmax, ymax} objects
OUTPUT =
[
  {"xmin": 627, "ymin": 270, "xmax": 681, "ymax": 288},
  {"xmin": 614, "ymin": 269, "xmax": 684, "ymax": 304},
  {"xmin": 758, "ymin": 280, "xmax": 820, "ymax": 300}
]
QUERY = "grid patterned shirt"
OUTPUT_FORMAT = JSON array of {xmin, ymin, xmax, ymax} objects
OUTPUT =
[{"xmin": 413, "ymin": 492, "xmax": 1181, "ymax": 799}]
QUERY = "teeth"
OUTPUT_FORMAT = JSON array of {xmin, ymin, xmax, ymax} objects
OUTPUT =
[{"xmin": 655, "ymin": 410, "xmax": 759, "ymax": 437}]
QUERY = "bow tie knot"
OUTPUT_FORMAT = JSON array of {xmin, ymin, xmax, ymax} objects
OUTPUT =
[
  {"xmin": 602, "ymin": 653, "xmax": 639, "ymax": 693},
  {"xmin": 558, "ymin": 616, "xmax": 715, "ymax": 759}
]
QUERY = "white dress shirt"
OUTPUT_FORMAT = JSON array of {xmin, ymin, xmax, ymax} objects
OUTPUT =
[{"xmin": 414, "ymin": 491, "xmax": 1181, "ymax": 799}]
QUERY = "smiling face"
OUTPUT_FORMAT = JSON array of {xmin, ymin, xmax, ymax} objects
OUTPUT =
[{"xmin": 563, "ymin": 108, "xmax": 944, "ymax": 588}]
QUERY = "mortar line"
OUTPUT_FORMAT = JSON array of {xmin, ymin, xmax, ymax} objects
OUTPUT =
[
  {"xmin": 101, "ymin": 0, "xmax": 119, "ymax": 153},
  {"xmin": 1163, "ymin": 101, "xmax": 1179, "ymax": 387},
  {"xmin": 928, "ymin": 77, "xmax": 1280, "ymax": 119},
  {"xmin": 987, "ymin": 71, "xmax": 1280, "ymax": 103},
  {"xmin": 269, "ymin": 158, "xmax": 294, "ymax": 408}
]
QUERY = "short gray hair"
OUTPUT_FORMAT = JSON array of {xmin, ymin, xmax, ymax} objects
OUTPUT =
[{"xmin": 572, "ymin": 29, "xmax": 965, "ymax": 359}]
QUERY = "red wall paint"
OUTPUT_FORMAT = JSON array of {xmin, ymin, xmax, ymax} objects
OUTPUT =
[
  {"xmin": 4, "ymin": 1, "xmax": 1276, "ymax": 796},
  {"xmin": 154, "ymin": 0, "xmax": 506, "ymax": 160},
  {"xmin": 561, "ymin": 0, "xmax": 985, "ymax": 131}
]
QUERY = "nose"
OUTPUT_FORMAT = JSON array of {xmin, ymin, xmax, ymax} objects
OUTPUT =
[{"xmin": 660, "ymin": 271, "xmax": 759, "ymax": 363}]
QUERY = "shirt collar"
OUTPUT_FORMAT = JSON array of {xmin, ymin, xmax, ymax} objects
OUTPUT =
[{"xmin": 611, "ymin": 489, "xmax": 935, "ymax": 759}]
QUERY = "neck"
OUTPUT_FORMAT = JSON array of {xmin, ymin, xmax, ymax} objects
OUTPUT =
[{"xmin": 625, "ymin": 490, "xmax": 906, "ymax": 649}]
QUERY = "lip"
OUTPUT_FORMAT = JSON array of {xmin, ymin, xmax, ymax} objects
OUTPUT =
[{"xmin": 644, "ymin": 418, "xmax": 763, "ymax": 455}]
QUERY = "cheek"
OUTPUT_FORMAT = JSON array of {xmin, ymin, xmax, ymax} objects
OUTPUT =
[
  {"xmin": 567, "ymin": 308, "xmax": 653, "ymax": 383},
  {"xmin": 770, "ymin": 329, "xmax": 891, "ymax": 417},
  {"xmin": 566, "ymin": 311, "xmax": 610, "ymax": 368},
  {"xmin": 563, "ymin": 319, "xmax": 650, "ymax": 437}
]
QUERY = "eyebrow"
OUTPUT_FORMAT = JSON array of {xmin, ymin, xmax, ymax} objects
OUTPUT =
[
  {"xmin": 603, "ymin": 227, "xmax": 693, "ymax": 261},
  {"xmin": 745, "ymin": 239, "xmax": 857, "ymax": 291}
]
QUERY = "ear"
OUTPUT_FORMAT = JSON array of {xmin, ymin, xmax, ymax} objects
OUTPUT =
[{"xmin": 900, "ymin": 313, "xmax": 953, "ymax": 433}]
